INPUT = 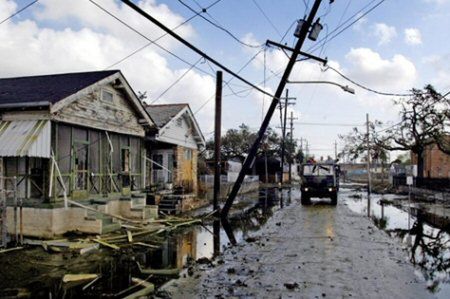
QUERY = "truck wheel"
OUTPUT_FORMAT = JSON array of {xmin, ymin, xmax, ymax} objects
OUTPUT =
[
  {"xmin": 301, "ymin": 194, "xmax": 311, "ymax": 205},
  {"xmin": 331, "ymin": 193, "xmax": 338, "ymax": 205}
]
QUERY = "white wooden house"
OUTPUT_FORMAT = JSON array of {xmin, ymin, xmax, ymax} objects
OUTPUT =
[
  {"xmin": 145, "ymin": 104, "xmax": 205, "ymax": 194},
  {"xmin": 0, "ymin": 70, "xmax": 156, "ymax": 237}
]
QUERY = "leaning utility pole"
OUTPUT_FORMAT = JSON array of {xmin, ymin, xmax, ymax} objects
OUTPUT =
[
  {"xmin": 366, "ymin": 113, "xmax": 372, "ymax": 195},
  {"xmin": 221, "ymin": 0, "xmax": 324, "ymax": 219},
  {"xmin": 213, "ymin": 71, "xmax": 223, "ymax": 213}
]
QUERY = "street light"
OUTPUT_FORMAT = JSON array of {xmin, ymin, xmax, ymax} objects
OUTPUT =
[{"xmin": 287, "ymin": 80, "xmax": 356, "ymax": 94}]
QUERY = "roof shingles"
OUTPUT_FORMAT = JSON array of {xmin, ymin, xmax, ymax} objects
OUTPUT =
[
  {"xmin": 0, "ymin": 70, "xmax": 119, "ymax": 106},
  {"xmin": 145, "ymin": 104, "xmax": 187, "ymax": 128}
]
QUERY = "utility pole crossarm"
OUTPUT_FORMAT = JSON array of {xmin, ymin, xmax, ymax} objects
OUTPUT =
[{"xmin": 266, "ymin": 40, "xmax": 328, "ymax": 65}]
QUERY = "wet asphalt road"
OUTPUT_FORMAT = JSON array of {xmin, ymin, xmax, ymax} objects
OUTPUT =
[{"xmin": 163, "ymin": 189, "xmax": 434, "ymax": 298}]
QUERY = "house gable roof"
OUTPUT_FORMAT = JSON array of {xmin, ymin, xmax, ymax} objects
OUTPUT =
[
  {"xmin": 0, "ymin": 70, "xmax": 154, "ymax": 127},
  {"xmin": 145, "ymin": 103, "xmax": 205, "ymax": 148},
  {"xmin": 0, "ymin": 70, "xmax": 118, "ymax": 107},
  {"xmin": 145, "ymin": 103, "xmax": 187, "ymax": 128}
]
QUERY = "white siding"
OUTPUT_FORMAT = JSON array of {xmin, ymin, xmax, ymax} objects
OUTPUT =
[{"xmin": 158, "ymin": 114, "xmax": 198, "ymax": 149}]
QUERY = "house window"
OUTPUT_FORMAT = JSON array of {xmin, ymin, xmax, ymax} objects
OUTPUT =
[
  {"xmin": 176, "ymin": 118, "xmax": 182, "ymax": 127},
  {"xmin": 184, "ymin": 149, "xmax": 192, "ymax": 160},
  {"xmin": 102, "ymin": 90, "xmax": 114, "ymax": 103}
]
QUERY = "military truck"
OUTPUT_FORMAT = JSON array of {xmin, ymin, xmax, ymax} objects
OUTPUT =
[{"xmin": 300, "ymin": 163, "xmax": 340, "ymax": 205}]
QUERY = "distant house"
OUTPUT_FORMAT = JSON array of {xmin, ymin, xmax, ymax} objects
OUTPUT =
[
  {"xmin": 411, "ymin": 138, "xmax": 450, "ymax": 179},
  {"xmin": 0, "ymin": 70, "xmax": 155, "ymax": 237},
  {"xmin": 145, "ymin": 104, "xmax": 205, "ymax": 194},
  {"xmin": 253, "ymin": 156, "xmax": 281, "ymax": 183}
]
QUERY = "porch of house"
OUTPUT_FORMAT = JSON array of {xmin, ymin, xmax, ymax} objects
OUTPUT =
[
  {"xmin": 0, "ymin": 120, "xmax": 158, "ymax": 239},
  {"xmin": 146, "ymin": 141, "xmax": 204, "ymax": 214}
]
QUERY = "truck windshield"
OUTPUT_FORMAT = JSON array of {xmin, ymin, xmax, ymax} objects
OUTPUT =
[{"xmin": 303, "ymin": 164, "xmax": 334, "ymax": 176}]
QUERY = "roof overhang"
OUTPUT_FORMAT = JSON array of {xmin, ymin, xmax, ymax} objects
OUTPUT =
[{"xmin": 0, "ymin": 120, "xmax": 51, "ymax": 158}]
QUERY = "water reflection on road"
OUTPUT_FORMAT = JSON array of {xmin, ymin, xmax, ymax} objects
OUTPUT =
[
  {"xmin": 150, "ymin": 187, "xmax": 296, "ymax": 271},
  {"xmin": 341, "ymin": 186, "xmax": 450, "ymax": 298}
]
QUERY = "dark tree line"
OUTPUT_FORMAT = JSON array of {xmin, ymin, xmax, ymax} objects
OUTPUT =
[{"xmin": 204, "ymin": 123, "xmax": 303, "ymax": 164}]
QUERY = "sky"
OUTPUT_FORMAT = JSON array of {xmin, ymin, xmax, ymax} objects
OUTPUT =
[{"xmin": 1, "ymin": 0, "xmax": 450, "ymax": 160}]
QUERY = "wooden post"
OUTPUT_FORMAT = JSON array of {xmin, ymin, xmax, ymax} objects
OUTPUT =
[
  {"xmin": 1, "ymin": 188, "xmax": 6, "ymax": 247},
  {"xmin": 366, "ymin": 113, "xmax": 372, "ymax": 195},
  {"xmin": 13, "ymin": 176, "xmax": 17, "ymax": 244},
  {"xmin": 213, "ymin": 71, "xmax": 223, "ymax": 212},
  {"xmin": 19, "ymin": 198, "xmax": 23, "ymax": 245}
]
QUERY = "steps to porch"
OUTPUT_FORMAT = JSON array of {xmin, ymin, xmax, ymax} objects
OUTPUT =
[
  {"xmin": 5, "ymin": 193, "xmax": 158, "ymax": 238},
  {"xmin": 157, "ymin": 193, "xmax": 199, "ymax": 215},
  {"xmin": 158, "ymin": 196, "xmax": 181, "ymax": 215}
]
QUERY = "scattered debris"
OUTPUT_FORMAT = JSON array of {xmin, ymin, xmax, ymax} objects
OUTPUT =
[
  {"xmin": 137, "ymin": 262, "xmax": 180, "ymax": 277},
  {"xmin": 92, "ymin": 239, "xmax": 120, "ymax": 250},
  {"xmin": 62, "ymin": 274, "xmax": 98, "ymax": 283},
  {"xmin": 227, "ymin": 267, "xmax": 236, "ymax": 274},
  {"xmin": 0, "ymin": 247, "xmax": 23, "ymax": 254},
  {"xmin": 196, "ymin": 257, "xmax": 211, "ymax": 264},
  {"xmin": 245, "ymin": 237, "xmax": 258, "ymax": 243},
  {"xmin": 123, "ymin": 278, "xmax": 155, "ymax": 299},
  {"xmin": 284, "ymin": 282, "xmax": 299, "ymax": 290}
]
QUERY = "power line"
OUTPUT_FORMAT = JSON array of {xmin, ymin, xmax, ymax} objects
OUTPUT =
[
  {"xmin": 309, "ymin": 0, "xmax": 386, "ymax": 53},
  {"xmin": 0, "ymin": 0, "xmax": 38, "ymax": 25},
  {"xmin": 120, "ymin": 0, "xmax": 276, "ymax": 100},
  {"xmin": 324, "ymin": 65, "xmax": 415, "ymax": 97},
  {"xmin": 90, "ymin": 0, "xmax": 215, "ymax": 78},
  {"xmin": 193, "ymin": 47, "xmax": 266, "ymax": 114},
  {"xmin": 177, "ymin": 0, "xmax": 263, "ymax": 48},
  {"xmin": 294, "ymin": 121, "xmax": 365, "ymax": 127},
  {"xmin": 151, "ymin": 56, "xmax": 204, "ymax": 104},
  {"xmin": 191, "ymin": 0, "xmax": 223, "ymax": 25},
  {"xmin": 104, "ymin": 0, "xmax": 223, "ymax": 70},
  {"xmin": 251, "ymin": 0, "xmax": 283, "ymax": 38}
]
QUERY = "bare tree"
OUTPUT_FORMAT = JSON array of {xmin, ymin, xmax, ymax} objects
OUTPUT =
[
  {"xmin": 374, "ymin": 85, "xmax": 449, "ymax": 178},
  {"xmin": 340, "ymin": 85, "xmax": 449, "ymax": 179}
]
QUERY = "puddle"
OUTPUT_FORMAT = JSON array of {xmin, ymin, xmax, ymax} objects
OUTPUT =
[
  {"xmin": 342, "ymin": 187, "xmax": 450, "ymax": 298},
  {"xmin": 0, "ymin": 187, "xmax": 296, "ymax": 298}
]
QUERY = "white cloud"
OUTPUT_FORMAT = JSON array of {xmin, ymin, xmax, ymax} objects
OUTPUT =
[
  {"xmin": 404, "ymin": 28, "xmax": 422, "ymax": 45},
  {"xmin": 372, "ymin": 23, "xmax": 397, "ymax": 45},
  {"xmin": 345, "ymin": 48, "xmax": 417, "ymax": 91},
  {"xmin": 0, "ymin": 0, "xmax": 216, "ymax": 132},
  {"xmin": 0, "ymin": 0, "xmax": 16, "ymax": 20},
  {"xmin": 421, "ymin": 53, "xmax": 450, "ymax": 88}
]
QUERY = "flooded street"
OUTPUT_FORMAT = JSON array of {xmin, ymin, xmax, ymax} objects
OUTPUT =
[
  {"xmin": 164, "ymin": 185, "xmax": 450, "ymax": 299},
  {"xmin": 341, "ymin": 186, "xmax": 450, "ymax": 298},
  {"xmin": 1, "ymin": 185, "xmax": 450, "ymax": 298},
  {"xmin": 0, "ymin": 188, "xmax": 287, "ymax": 298}
]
